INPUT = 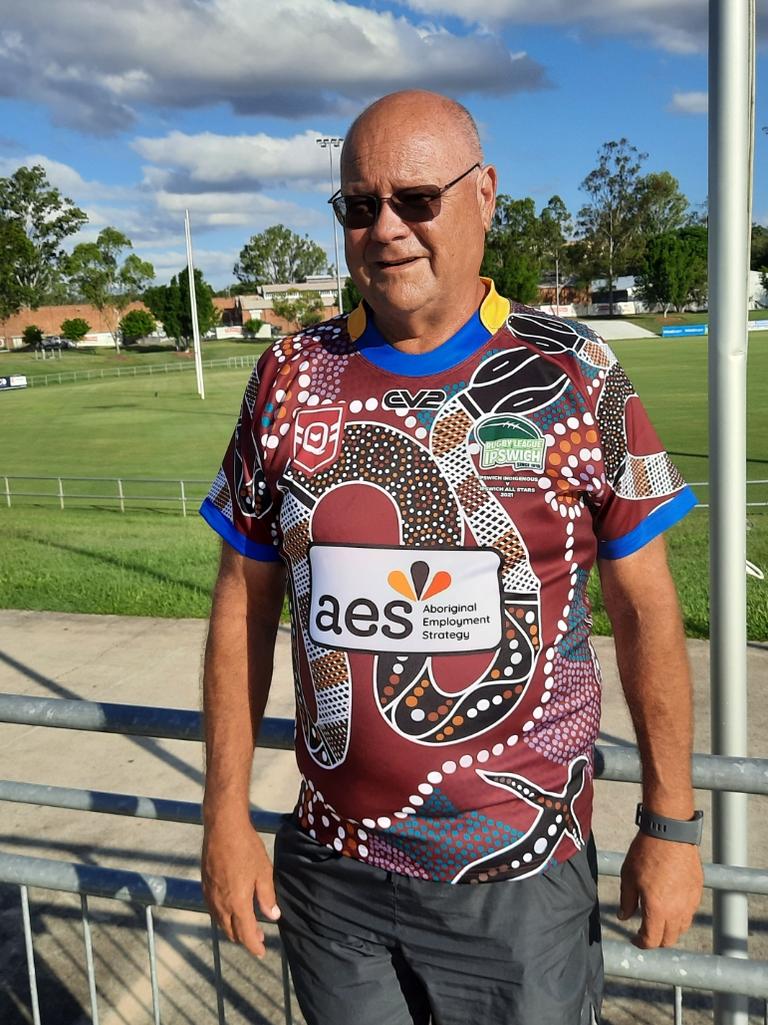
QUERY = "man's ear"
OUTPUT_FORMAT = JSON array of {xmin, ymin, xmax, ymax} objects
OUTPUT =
[{"xmin": 479, "ymin": 165, "xmax": 497, "ymax": 232}]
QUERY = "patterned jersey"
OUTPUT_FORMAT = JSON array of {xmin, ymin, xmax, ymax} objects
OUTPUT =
[{"xmin": 201, "ymin": 279, "xmax": 695, "ymax": 885}]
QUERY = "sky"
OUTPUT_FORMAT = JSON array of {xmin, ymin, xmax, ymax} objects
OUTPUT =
[{"xmin": 0, "ymin": 0, "xmax": 765, "ymax": 290}]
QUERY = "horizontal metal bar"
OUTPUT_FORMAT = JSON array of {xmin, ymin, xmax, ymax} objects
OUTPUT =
[
  {"xmin": 2, "ymin": 779, "xmax": 765, "ymax": 896},
  {"xmin": 1, "ymin": 852, "xmax": 765, "ymax": 997},
  {"xmin": 597, "ymin": 850, "xmax": 768, "ymax": 896},
  {"xmin": 0, "ymin": 851, "xmax": 204, "ymax": 911},
  {"xmin": 0, "ymin": 779, "xmax": 286, "ymax": 834},
  {"xmin": 594, "ymin": 743, "xmax": 768, "ymax": 795},
  {"xmin": 2, "ymin": 695, "xmax": 766, "ymax": 794},
  {"xmin": 602, "ymin": 941, "xmax": 768, "ymax": 998},
  {"xmin": 0, "ymin": 693, "xmax": 294, "ymax": 750}
]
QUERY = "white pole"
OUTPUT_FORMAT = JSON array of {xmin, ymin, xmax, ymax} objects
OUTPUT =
[
  {"xmin": 184, "ymin": 208, "xmax": 205, "ymax": 400},
  {"xmin": 317, "ymin": 137, "xmax": 345, "ymax": 314},
  {"xmin": 708, "ymin": 4, "xmax": 754, "ymax": 1024}
]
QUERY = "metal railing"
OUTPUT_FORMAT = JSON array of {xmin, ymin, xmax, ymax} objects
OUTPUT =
[
  {"xmin": 7, "ymin": 352, "xmax": 261, "ymax": 388},
  {"xmin": 2, "ymin": 476, "xmax": 767, "ymax": 518},
  {"xmin": 1, "ymin": 692, "xmax": 767, "ymax": 1025},
  {"xmin": 0, "ymin": 474, "xmax": 210, "ymax": 515}
]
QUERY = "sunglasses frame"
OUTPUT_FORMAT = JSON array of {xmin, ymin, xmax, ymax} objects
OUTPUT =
[{"xmin": 328, "ymin": 162, "xmax": 482, "ymax": 229}]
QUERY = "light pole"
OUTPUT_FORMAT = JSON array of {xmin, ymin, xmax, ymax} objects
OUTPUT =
[{"xmin": 317, "ymin": 136, "xmax": 344, "ymax": 314}]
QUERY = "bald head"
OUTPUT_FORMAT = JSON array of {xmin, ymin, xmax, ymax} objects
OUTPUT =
[{"xmin": 341, "ymin": 90, "xmax": 483, "ymax": 181}]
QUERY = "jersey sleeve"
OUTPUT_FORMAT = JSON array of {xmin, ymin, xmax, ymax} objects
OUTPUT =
[
  {"xmin": 586, "ymin": 343, "xmax": 697, "ymax": 560},
  {"xmin": 199, "ymin": 350, "xmax": 282, "ymax": 561}
]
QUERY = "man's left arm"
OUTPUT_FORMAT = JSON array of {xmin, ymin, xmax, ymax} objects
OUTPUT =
[{"xmin": 598, "ymin": 534, "xmax": 704, "ymax": 949}]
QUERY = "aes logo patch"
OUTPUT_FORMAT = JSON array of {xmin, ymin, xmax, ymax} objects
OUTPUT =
[{"xmin": 308, "ymin": 544, "xmax": 502, "ymax": 654}]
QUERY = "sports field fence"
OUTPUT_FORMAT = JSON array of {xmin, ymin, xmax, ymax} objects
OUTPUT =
[{"xmin": 1, "ymin": 475, "xmax": 767, "ymax": 517}]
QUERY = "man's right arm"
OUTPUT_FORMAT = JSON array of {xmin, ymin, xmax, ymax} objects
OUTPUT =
[{"xmin": 201, "ymin": 541, "xmax": 286, "ymax": 958}]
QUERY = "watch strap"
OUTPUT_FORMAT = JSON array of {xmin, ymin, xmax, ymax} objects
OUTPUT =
[{"xmin": 635, "ymin": 803, "xmax": 704, "ymax": 845}]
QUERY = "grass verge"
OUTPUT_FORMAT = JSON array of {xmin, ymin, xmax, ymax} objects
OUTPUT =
[{"xmin": 1, "ymin": 506, "xmax": 766, "ymax": 640}]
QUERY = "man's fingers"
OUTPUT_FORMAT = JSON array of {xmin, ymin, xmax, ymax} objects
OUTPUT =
[
  {"xmin": 618, "ymin": 875, "xmax": 638, "ymax": 921},
  {"xmin": 660, "ymin": 918, "xmax": 683, "ymax": 949},
  {"xmin": 254, "ymin": 878, "xmax": 281, "ymax": 922},
  {"xmin": 232, "ymin": 911, "xmax": 267, "ymax": 958},
  {"xmin": 633, "ymin": 902, "xmax": 665, "ymax": 949}
]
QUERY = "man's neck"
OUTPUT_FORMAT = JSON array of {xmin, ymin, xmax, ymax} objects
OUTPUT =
[{"xmin": 371, "ymin": 280, "xmax": 487, "ymax": 354}]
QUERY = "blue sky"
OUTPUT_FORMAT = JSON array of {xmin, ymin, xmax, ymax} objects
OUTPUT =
[{"xmin": 0, "ymin": 0, "xmax": 765, "ymax": 289}]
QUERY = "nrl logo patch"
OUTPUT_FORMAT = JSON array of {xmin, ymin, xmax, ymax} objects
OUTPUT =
[
  {"xmin": 475, "ymin": 415, "xmax": 546, "ymax": 472},
  {"xmin": 293, "ymin": 406, "xmax": 344, "ymax": 475}
]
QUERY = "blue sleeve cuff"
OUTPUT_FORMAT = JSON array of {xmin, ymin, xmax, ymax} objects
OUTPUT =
[
  {"xmin": 597, "ymin": 486, "xmax": 698, "ymax": 560},
  {"xmin": 199, "ymin": 497, "xmax": 281, "ymax": 562}
]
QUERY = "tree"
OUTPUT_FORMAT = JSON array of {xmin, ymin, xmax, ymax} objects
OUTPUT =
[
  {"xmin": 481, "ymin": 195, "xmax": 541, "ymax": 304},
  {"xmin": 66, "ymin": 228, "xmax": 154, "ymax": 352},
  {"xmin": 342, "ymin": 278, "xmax": 362, "ymax": 313},
  {"xmin": 0, "ymin": 164, "xmax": 87, "ymax": 308},
  {"xmin": 60, "ymin": 317, "xmax": 90, "ymax": 342},
  {"xmin": 272, "ymin": 291, "xmax": 324, "ymax": 329},
  {"xmin": 635, "ymin": 226, "xmax": 708, "ymax": 315},
  {"xmin": 22, "ymin": 324, "xmax": 43, "ymax": 346},
  {"xmin": 538, "ymin": 195, "xmax": 573, "ymax": 310},
  {"xmin": 635, "ymin": 171, "xmax": 690, "ymax": 241},
  {"xmin": 234, "ymin": 225, "xmax": 328, "ymax": 286},
  {"xmin": 0, "ymin": 216, "xmax": 32, "ymax": 322},
  {"xmin": 120, "ymin": 309, "xmax": 157, "ymax": 343},
  {"xmin": 242, "ymin": 317, "xmax": 265, "ymax": 337},
  {"xmin": 144, "ymin": 267, "xmax": 219, "ymax": 350},
  {"xmin": 751, "ymin": 224, "xmax": 768, "ymax": 272},
  {"xmin": 577, "ymin": 138, "xmax": 648, "ymax": 315}
]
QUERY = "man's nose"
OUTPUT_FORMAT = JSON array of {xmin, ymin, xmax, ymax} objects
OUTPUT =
[{"xmin": 367, "ymin": 197, "xmax": 410, "ymax": 243}]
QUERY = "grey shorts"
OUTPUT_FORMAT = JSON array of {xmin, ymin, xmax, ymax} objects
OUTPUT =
[{"xmin": 274, "ymin": 816, "xmax": 603, "ymax": 1025}]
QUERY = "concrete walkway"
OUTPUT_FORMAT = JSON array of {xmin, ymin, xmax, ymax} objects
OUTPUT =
[
  {"xmin": 0, "ymin": 610, "xmax": 766, "ymax": 1025},
  {"xmin": 577, "ymin": 318, "xmax": 659, "ymax": 340}
]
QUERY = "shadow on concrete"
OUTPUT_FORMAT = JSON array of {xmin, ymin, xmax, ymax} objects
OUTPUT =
[
  {"xmin": 0, "ymin": 881, "xmax": 287, "ymax": 1025},
  {"xmin": 0, "ymin": 649, "xmax": 204, "ymax": 788}
]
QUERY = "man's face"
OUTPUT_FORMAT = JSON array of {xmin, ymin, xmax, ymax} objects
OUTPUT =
[{"xmin": 340, "ymin": 120, "xmax": 496, "ymax": 321}]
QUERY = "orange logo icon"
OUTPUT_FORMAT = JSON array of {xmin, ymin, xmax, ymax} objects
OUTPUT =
[{"xmin": 387, "ymin": 560, "xmax": 452, "ymax": 602}]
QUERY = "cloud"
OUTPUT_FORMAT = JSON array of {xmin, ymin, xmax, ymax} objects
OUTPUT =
[
  {"xmin": 0, "ymin": 0, "xmax": 550, "ymax": 135},
  {"xmin": 668, "ymin": 90, "xmax": 708, "ymax": 115},
  {"xmin": 400, "ymin": 0, "xmax": 767, "ymax": 55},
  {"xmin": 132, "ymin": 129, "xmax": 331, "ymax": 193}
]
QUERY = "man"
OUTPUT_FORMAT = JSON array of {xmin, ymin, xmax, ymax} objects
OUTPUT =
[{"xmin": 200, "ymin": 90, "xmax": 703, "ymax": 1025}]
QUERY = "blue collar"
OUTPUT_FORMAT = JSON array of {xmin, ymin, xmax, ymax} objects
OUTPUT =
[{"xmin": 355, "ymin": 305, "xmax": 493, "ymax": 377}]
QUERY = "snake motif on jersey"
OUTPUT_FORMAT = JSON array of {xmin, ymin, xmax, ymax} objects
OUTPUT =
[{"xmin": 275, "ymin": 347, "xmax": 589, "ymax": 769}]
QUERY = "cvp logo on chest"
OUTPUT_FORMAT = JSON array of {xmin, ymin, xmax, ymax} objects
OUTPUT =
[
  {"xmin": 308, "ymin": 545, "xmax": 502, "ymax": 654},
  {"xmin": 383, "ymin": 388, "xmax": 446, "ymax": 410}
]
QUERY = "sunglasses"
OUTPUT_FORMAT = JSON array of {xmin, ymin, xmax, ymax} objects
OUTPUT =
[{"xmin": 328, "ymin": 163, "xmax": 481, "ymax": 229}]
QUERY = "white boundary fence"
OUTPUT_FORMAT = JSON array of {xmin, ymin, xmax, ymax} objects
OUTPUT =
[
  {"xmin": 8, "ymin": 353, "xmax": 261, "ymax": 388},
  {"xmin": 1, "ymin": 475, "xmax": 767, "ymax": 517}
]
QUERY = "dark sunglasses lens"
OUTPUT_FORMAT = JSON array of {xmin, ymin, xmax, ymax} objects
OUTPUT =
[
  {"xmin": 339, "ymin": 196, "xmax": 378, "ymax": 228},
  {"xmin": 391, "ymin": 188, "xmax": 441, "ymax": 222}
]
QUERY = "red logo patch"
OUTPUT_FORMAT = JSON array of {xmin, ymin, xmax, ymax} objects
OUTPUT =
[{"xmin": 293, "ymin": 406, "xmax": 345, "ymax": 475}]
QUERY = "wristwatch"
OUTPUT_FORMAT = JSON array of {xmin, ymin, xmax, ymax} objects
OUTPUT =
[{"xmin": 635, "ymin": 803, "xmax": 704, "ymax": 845}]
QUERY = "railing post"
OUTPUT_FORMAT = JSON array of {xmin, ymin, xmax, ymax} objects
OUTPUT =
[
  {"xmin": 57, "ymin": 477, "xmax": 65, "ymax": 511},
  {"xmin": 117, "ymin": 479, "xmax": 125, "ymax": 514},
  {"xmin": 3, "ymin": 475, "xmax": 10, "ymax": 508},
  {"xmin": 180, "ymin": 480, "xmax": 187, "ymax": 517}
]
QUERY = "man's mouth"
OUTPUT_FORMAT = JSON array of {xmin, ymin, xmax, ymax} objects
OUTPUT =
[{"xmin": 376, "ymin": 256, "xmax": 420, "ymax": 269}]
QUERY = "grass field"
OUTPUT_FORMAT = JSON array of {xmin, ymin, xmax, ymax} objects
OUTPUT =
[
  {"xmin": 1, "ymin": 335, "xmax": 766, "ymax": 638},
  {"xmin": 0, "ymin": 337, "xmax": 270, "ymax": 380}
]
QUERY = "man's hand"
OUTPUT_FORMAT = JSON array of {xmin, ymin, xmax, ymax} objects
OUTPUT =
[
  {"xmin": 618, "ymin": 832, "xmax": 704, "ymax": 948},
  {"xmin": 202, "ymin": 817, "xmax": 281, "ymax": 959}
]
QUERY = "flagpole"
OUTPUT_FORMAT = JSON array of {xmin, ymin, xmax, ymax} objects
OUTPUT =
[{"xmin": 184, "ymin": 208, "xmax": 205, "ymax": 400}]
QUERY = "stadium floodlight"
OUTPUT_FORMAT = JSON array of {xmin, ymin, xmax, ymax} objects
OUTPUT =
[{"xmin": 317, "ymin": 137, "xmax": 345, "ymax": 315}]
